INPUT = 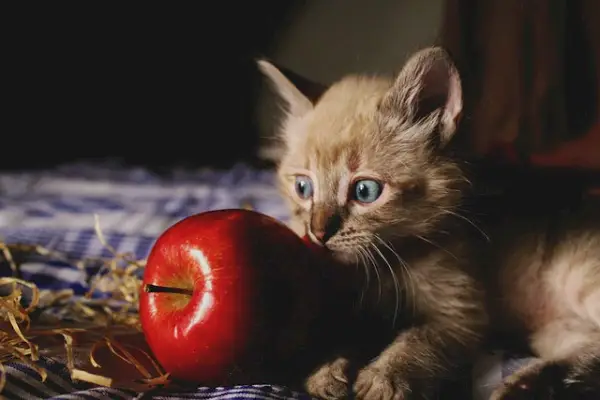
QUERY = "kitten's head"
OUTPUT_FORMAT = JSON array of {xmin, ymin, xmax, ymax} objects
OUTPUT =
[{"xmin": 258, "ymin": 47, "xmax": 465, "ymax": 263}]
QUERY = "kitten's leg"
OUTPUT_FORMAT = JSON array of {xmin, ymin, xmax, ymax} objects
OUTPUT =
[
  {"xmin": 352, "ymin": 262, "xmax": 487, "ymax": 400},
  {"xmin": 352, "ymin": 322, "xmax": 483, "ymax": 400},
  {"xmin": 491, "ymin": 320, "xmax": 600, "ymax": 400},
  {"xmin": 305, "ymin": 356, "xmax": 355, "ymax": 400}
]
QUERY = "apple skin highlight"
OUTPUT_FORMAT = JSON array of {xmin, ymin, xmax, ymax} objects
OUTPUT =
[{"xmin": 139, "ymin": 209, "xmax": 328, "ymax": 385}]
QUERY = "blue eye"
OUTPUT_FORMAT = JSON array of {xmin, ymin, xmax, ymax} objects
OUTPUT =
[
  {"xmin": 352, "ymin": 179, "xmax": 383, "ymax": 203},
  {"xmin": 295, "ymin": 175, "xmax": 314, "ymax": 199}
]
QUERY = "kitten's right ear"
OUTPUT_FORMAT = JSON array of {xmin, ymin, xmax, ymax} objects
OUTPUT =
[
  {"xmin": 257, "ymin": 59, "xmax": 314, "ymax": 119},
  {"xmin": 380, "ymin": 47, "xmax": 463, "ymax": 146}
]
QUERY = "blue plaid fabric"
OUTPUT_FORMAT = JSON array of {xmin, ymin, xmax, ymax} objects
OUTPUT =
[{"xmin": 0, "ymin": 161, "xmax": 533, "ymax": 399}]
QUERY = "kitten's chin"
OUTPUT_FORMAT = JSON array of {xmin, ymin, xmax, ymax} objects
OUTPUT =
[{"xmin": 326, "ymin": 248, "xmax": 357, "ymax": 265}]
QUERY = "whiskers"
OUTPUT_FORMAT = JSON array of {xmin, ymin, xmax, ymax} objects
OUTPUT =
[
  {"xmin": 374, "ymin": 235, "xmax": 414, "ymax": 327},
  {"xmin": 441, "ymin": 208, "xmax": 490, "ymax": 242},
  {"xmin": 354, "ymin": 247, "xmax": 371, "ymax": 308},
  {"xmin": 370, "ymin": 239, "xmax": 401, "ymax": 328},
  {"xmin": 356, "ymin": 244, "xmax": 382, "ymax": 306},
  {"xmin": 415, "ymin": 234, "xmax": 458, "ymax": 261},
  {"xmin": 352, "ymin": 235, "xmax": 412, "ymax": 329}
]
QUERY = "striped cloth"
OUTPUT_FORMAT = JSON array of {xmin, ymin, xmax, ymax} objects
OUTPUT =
[
  {"xmin": 0, "ymin": 161, "xmax": 534, "ymax": 400},
  {"xmin": 3, "ymin": 356, "xmax": 314, "ymax": 400}
]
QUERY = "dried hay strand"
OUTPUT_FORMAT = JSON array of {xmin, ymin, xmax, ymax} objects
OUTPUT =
[{"xmin": 0, "ymin": 214, "xmax": 172, "ymax": 393}]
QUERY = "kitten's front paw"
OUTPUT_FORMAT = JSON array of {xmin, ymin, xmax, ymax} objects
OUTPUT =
[
  {"xmin": 305, "ymin": 357, "xmax": 351, "ymax": 400},
  {"xmin": 353, "ymin": 366, "xmax": 409, "ymax": 400}
]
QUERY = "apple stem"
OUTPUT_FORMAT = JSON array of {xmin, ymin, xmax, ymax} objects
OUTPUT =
[{"xmin": 144, "ymin": 284, "xmax": 194, "ymax": 296}]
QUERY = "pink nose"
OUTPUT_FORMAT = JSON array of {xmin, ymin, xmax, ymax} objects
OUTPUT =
[{"xmin": 312, "ymin": 230, "xmax": 326, "ymax": 243}]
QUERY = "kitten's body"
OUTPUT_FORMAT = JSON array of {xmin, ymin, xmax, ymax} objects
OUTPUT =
[
  {"xmin": 258, "ymin": 49, "xmax": 600, "ymax": 399},
  {"xmin": 477, "ymin": 200, "xmax": 600, "ymax": 399}
]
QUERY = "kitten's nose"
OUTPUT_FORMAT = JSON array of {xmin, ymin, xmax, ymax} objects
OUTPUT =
[
  {"xmin": 310, "ymin": 208, "xmax": 342, "ymax": 244},
  {"xmin": 312, "ymin": 228, "xmax": 334, "ymax": 245},
  {"xmin": 313, "ymin": 229, "xmax": 327, "ymax": 243}
]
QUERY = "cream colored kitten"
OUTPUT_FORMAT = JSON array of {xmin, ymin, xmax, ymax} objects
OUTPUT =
[{"xmin": 258, "ymin": 48, "xmax": 600, "ymax": 400}]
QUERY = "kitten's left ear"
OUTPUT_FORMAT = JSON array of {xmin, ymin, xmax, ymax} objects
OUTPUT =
[
  {"xmin": 257, "ymin": 59, "xmax": 314, "ymax": 119},
  {"xmin": 380, "ymin": 46, "xmax": 463, "ymax": 146}
]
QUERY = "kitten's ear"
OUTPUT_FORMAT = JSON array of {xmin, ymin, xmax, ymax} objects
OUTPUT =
[
  {"xmin": 380, "ymin": 47, "xmax": 463, "ymax": 146},
  {"xmin": 257, "ymin": 59, "xmax": 314, "ymax": 119}
]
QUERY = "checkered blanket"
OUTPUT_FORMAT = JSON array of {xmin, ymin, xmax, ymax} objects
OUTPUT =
[{"xmin": 0, "ymin": 161, "xmax": 533, "ymax": 399}]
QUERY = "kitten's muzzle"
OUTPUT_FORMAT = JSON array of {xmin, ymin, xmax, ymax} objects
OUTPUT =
[{"xmin": 309, "ymin": 206, "xmax": 342, "ymax": 245}]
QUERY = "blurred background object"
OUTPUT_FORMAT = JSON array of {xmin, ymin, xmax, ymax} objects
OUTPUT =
[{"xmin": 440, "ymin": 0, "xmax": 600, "ymax": 168}]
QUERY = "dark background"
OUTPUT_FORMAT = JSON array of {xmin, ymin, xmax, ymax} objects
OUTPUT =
[
  {"xmin": 4, "ymin": 2, "xmax": 599, "ymax": 193},
  {"xmin": 5, "ymin": 3, "xmax": 303, "ymax": 171}
]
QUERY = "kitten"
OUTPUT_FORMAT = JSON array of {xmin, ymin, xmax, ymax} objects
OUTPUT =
[
  {"xmin": 258, "ymin": 48, "xmax": 600, "ymax": 400},
  {"xmin": 258, "ymin": 48, "xmax": 488, "ymax": 399}
]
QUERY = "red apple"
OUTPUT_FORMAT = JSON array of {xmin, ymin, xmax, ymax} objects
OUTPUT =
[{"xmin": 139, "ymin": 209, "xmax": 332, "ymax": 385}]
